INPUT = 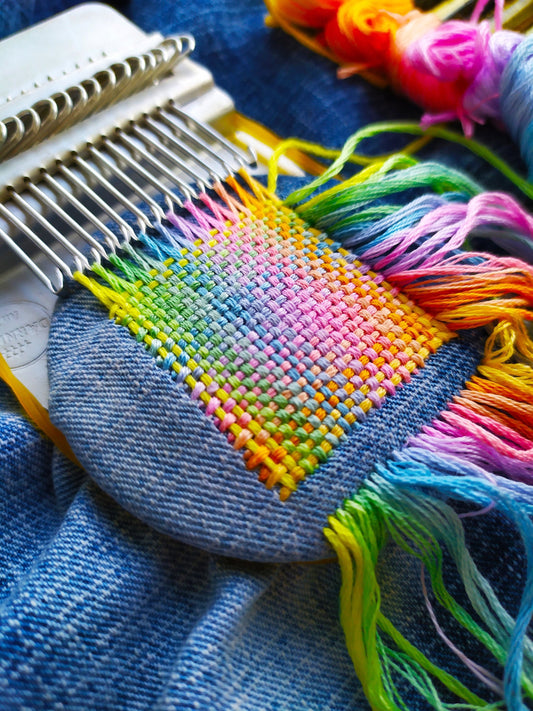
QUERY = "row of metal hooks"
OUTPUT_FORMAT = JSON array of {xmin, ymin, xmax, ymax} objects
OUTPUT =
[
  {"xmin": 0, "ymin": 34, "xmax": 194, "ymax": 163},
  {"xmin": 0, "ymin": 101, "xmax": 255, "ymax": 293}
]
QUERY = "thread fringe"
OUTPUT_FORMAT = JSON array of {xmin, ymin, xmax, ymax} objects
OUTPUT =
[
  {"xmin": 300, "ymin": 135, "xmax": 533, "ymax": 708},
  {"xmin": 326, "ymin": 451, "xmax": 533, "ymax": 710}
]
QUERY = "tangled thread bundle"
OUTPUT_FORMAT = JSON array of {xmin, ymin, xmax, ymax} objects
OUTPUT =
[{"xmin": 265, "ymin": 0, "xmax": 525, "ymax": 138}]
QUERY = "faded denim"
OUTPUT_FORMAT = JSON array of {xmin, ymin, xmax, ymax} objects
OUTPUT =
[{"xmin": 0, "ymin": 2, "xmax": 529, "ymax": 710}]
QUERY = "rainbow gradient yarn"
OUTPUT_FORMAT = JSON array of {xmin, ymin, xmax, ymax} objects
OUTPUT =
[{"xmin": 77, "ymin": 173, "xmax": 450, "ymax": 500}]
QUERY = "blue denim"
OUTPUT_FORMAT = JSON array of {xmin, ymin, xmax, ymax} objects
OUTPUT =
[
  {"xmin": 0, "ymin": 2, "xmax": 529, "ymax": 710},
  {"xmin": 47, "ymin": 283, "xmax": 483, "ymax": 563},
  {"xmin": 0, "ymin": 383, "xmax": 366, "ymax": 710}
]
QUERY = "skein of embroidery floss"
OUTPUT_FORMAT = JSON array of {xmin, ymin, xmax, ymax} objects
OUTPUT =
[
  {"xmin": 265, "ymin": 0, "xmax": 527, "ymax": 137},
  {"xmin": 500, "ymin": 35, "xmax": 533, "ymax": 179}
]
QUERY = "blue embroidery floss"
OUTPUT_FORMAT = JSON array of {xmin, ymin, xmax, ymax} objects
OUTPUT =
[{"xmin": 501, "ymin": 35, "xmax": 533, "ymax": 180}]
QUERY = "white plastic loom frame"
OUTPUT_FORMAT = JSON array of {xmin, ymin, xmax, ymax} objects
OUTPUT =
[{"xmin": 0, "ymin": 3, "xmax": 237, "ymax": 407}]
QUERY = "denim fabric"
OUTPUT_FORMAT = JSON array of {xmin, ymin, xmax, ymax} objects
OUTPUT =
[
  {"xmin": 0, "ymin": 0, "xmax": 127, "ymax": 37},
  {"xmin": 0, "ymin": 389, "xmax": 57, "ymax": 606},
  {"xmin": 48, "ymin": 283, "xmax": 482, "ymax": 562},
  {"xmin": 0, "ymin": 1, "xmax": 529, "ymax": 710},
  {"xmin": 0, "ymin": 376, "xmax": 524, "ymax": 711},
  {"xmin": 0, "ymin": 384, "xmax": 370, "ymax": 711}
]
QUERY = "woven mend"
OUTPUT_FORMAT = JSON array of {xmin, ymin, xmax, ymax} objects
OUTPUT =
[{"xmin": 84, "ymin": 187, "xmax": 452, "ymax": 499}]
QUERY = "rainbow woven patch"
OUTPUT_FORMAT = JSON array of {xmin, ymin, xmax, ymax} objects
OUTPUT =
[{"xmin": 79, "ymin": 178, "xmax": 452, "ymax": 499}]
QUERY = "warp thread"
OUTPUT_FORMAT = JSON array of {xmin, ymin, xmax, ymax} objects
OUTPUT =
[{"xmin": 77, "ymin": 171, "xmax": 450, "ymax": 500}]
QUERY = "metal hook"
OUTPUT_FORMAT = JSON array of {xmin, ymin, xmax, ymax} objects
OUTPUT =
[
  {"xmin": 73, "ymin": 154, "xmax": 154, "ymax": 233},
  {"xmin": 130, "ymin": 122, "xmax": 210, "ymax": 191},
  {"xmin": 152, "ymin": 36, "xmax": 188, "ymax": 78},
  {"xmin": 92, "ymin": 68, "xmax": 117, "ymax": 113},
  {"xmin": 0, "ymin": 201, "xmax": 73, "ymax": 279},
  {"xmin": 27, "ymin": 180, "xmax": 107, "ymax": 261},
  {"xmin": 58, "ymin": 162, "xmax": 137, "ymax": 245},
  {"xmin": 0, "ymin": 222, "xmax": 64, "ymax": 293},
  {"xmin": 116, "ymin": 128, "xmax": 197, "ymax": 201},
  {"xmin": 167, "ymin": 101, "xmax": 255, "ymax": 168},
  {"xmin": 61, "ymin": 83, "xmax": 89, "ymax": 133},
  {"xmin": 101, "ymin": 136, "xmax": 183, "ymax": 210},
  {"xmin": 113, "ymin": 58, "xmax": 142, "ymax": 104},
  {"xmin": 41, "ymin": 170, "xmax": 121, "ymax": 252},
  {"xmin": 32, "ymin": 98, "xmax": 59, "ymax": 137},
  {"xmin": 155, "ymin": 107, "xmax": 241, "ymax": 180},
  {"xmin": 8, "ymin": 189, "xmax": 91, "ymax": 271},
  {"xmin": 140, "ymin": 115, "xmax": 227, "ymax": 183},
  {"xmin": 137, "ymin": 52, "xmax": 159, "ymax": 90},
  {"xmin": 0, "ymin": 115, "xmax": 25, "ymax": 161},
  {"xmin": 159, "ymin": 36, "xmax": 181, "ymax": 60},
  {"xmin": 162, "ymin": 34, "xmax": 195, "ymax": 59},
  {"xmin": 107, "ymin": 61, "xmax": 133, "ymax": 105},
  {"xmin": 14, "ymin": 108, "xmax": 42, "ymax": 156},
  {"xmin": 150, "ymin": 46, "xmax": 168, "ymax": 77},
  {"xmin": 48, "ymin": 91, "xmax": 74, "ymax": 135},
  {"xmin": 87, "ymin": 144, "xmax": 166, "ymax": 224},
  {"xmin": 76, "ymin": 78, "xmax": 103, "ymax": 122},
  {"xmin": 180, "ymin": 34, "xmax": 196, "ymax": 55}
]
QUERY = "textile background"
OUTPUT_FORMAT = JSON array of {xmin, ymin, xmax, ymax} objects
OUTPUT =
[{"xmin": 0, "ymin": 2, "xmax": 527, "ymax": 709}]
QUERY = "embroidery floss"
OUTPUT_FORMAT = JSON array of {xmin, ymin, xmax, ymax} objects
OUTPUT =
[
  {"xmin": 265, "ymin": 0, "xmax": 525, "ymax": 137},
  {"xmin": 77, "ymin": 172, "xmax": 451, "ymax": 500},
  {"xmin": 282, "ymin": 132, "xmax": 533, "ymax": 709}
]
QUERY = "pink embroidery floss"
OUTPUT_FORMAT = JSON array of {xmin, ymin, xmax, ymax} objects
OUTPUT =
[{"xmin": 399, "ymin": 8, "xmax": 523, "ymax": 134}]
